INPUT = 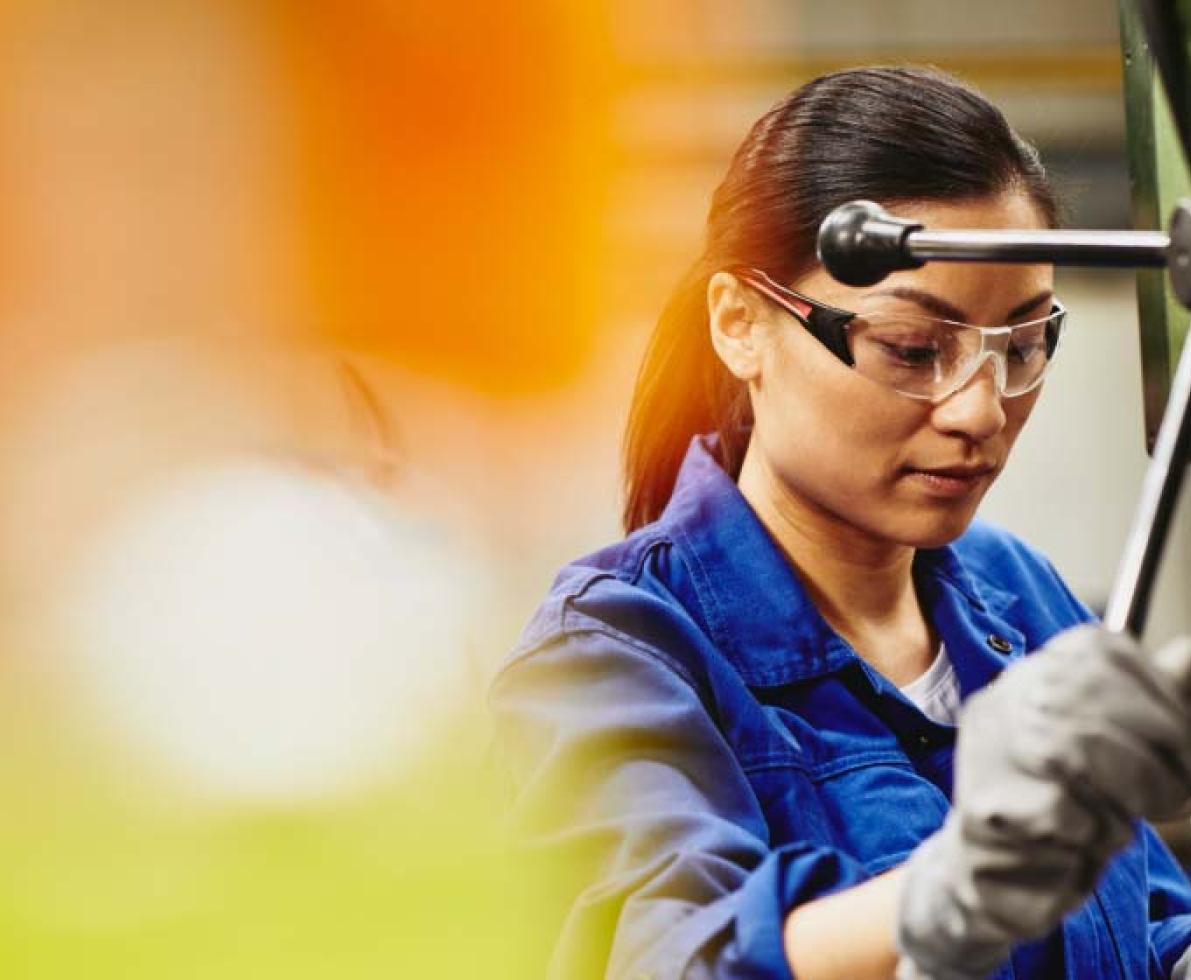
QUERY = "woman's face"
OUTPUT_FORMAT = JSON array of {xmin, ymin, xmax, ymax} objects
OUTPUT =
[{"xmin": 735, "ymin": 191, "xmax": 1055, "ymax": 549}]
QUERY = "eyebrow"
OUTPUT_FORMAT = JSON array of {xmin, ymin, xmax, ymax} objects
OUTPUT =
[{"xmin": 865, "ymin": 286, "xmax": 1055, "ymax": 323}]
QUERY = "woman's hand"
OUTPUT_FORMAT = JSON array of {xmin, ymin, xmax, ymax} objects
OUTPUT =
[{"xmin": 897, "ymin": 625, "xmax": 1191, "ymax": 980}]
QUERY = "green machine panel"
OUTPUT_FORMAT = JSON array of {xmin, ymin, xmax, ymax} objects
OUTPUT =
[{"xmin": 1120, "ymin": 0, "xmax": 1191, "ymax": 449}]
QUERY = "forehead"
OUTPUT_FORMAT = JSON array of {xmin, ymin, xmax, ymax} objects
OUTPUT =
[{"xmin": 795, "ymin": 193, "xmax": 1054, "ymax": 322}]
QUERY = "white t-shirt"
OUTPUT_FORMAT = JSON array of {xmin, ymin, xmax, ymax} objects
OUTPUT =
[{"xmin": 898, "ymin": 645, "xmax": 961, "ymax": 727}]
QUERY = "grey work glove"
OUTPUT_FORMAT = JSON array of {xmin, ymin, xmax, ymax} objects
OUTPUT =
[
  {"xmin": 1177, "ymin": 944, "xmax": 1191, "ymax": 980},
  {"xmin": 896, "ymin": 625, "xmax": 1191, "ymax": 980}
]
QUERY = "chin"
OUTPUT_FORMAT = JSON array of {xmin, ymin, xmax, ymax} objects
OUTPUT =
[{"xmin": 888, "ymin": 506, "xmax": 979, "ymax": 550}]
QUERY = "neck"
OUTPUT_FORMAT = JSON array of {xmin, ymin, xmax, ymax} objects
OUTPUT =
[{"xmin": 736, "ymin": 440, "xmax": 935, "ymax": 685}]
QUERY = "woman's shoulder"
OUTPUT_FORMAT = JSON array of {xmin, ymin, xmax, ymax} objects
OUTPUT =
[{"xmin": 505, "ymin": 523, "xmax": 718, "ymax": 686}]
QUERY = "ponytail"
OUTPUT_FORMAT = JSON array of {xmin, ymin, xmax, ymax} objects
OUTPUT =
[{"xmin": 621, "ymin": 264, "xmax": 751, "ymax": 533}]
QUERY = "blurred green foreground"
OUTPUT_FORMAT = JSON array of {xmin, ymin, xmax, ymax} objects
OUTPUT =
[{"xmin": 0, "ymin": 654, "xmax": 547, "ymax": 980}]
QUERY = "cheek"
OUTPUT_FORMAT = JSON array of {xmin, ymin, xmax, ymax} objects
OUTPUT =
[{"xmin": 752, "ymin": 337, "xmax": 922, "ymax": 477}]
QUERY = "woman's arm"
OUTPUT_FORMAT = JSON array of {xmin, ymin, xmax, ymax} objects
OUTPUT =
[
  {"xmin": 491, "ymin": 623, "xmax": 876, "ymax": 980},
  {"xmin": 784, "ymin": 870, "xmax": 903, "ymax": 979}
]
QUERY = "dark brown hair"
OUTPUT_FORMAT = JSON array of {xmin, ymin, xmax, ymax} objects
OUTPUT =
[{"xmin": 621, "ymin": 65, "xmax": 1058, "ymax": 532}]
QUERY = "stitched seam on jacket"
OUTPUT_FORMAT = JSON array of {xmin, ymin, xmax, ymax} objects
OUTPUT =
[
  {"xmin": 809, "ymin": 753, "xmax": 914, "ymax": 780},
  {"xmin": 554, "ymin": 613, "xmax": 704, "ymax": 695},
  {"xmin": 667, "ymin": 522, "xmax": 730, "ymax": 658},
  {"xmin": 488, "ymin": 621, "xmax": 706, "ymax": 723},
  {"xmin": 1092, "ymin": 888, "xmax": 1130, "ymax": 979}
]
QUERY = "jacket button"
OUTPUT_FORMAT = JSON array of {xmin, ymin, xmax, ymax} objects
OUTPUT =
[{"xmin": 987, "ymin": 634, "xmax": 1013, "ymax": 654}]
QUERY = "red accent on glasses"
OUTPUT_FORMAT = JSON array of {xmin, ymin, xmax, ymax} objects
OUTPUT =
[{"xmin": 785, "ymin": 295, "xmax": 813, "ymax": 319}]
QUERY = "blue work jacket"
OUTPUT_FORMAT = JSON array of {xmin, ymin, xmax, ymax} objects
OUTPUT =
[{"xmin": 491, "ymin": 435, "xmax": 1191, "ymax": 979}]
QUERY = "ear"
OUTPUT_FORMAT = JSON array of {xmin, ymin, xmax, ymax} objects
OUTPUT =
[{"xmin": 708, "ymin": 271, "xmax": 765, "ymax": 382}]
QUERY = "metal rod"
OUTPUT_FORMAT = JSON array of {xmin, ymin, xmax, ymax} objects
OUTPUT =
[
  {"xmin": 1104, "ymin": 314, "xmax": 1191, "ymax": 635},
  {"xmin": 906, "ymin": 229, "xmax": 1170, "ymax": 268}
]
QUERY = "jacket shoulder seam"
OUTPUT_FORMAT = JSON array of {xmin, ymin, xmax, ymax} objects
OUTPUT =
[{"xmin": 499, "ymin": 610, "xmax": 704, "ymax": 701}]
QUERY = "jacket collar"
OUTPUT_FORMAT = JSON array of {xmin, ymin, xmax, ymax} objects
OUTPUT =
[{"xmin": 659, "ymin": 435, "xmax": 1022, "ymax": 688}]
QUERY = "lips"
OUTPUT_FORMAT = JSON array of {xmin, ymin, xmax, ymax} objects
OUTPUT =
[
  {"xmin": 904, "ymin": 463, "xmax": 997, "ymax": 498},
  {"xmin": 911, "ymin": 464, "xmax": 997, "ymax": 480}
]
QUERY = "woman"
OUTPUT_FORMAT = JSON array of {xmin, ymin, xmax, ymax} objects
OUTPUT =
[{"xmin": 491, "ymin": 66, "xmax": 1191, "ymax": 979}]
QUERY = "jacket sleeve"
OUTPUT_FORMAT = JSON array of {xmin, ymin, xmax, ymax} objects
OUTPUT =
[
  {"xmin": 1144, "ymin": 822, "xmax": 1191, "ymax": 976},
  {"xmin": 490, "ymin": 622, "xmax": 873, "ymax": 980}
]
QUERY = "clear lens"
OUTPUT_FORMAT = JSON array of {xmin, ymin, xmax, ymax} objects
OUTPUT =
[
  {"xmin": 1003, "ymin": 321, "xmax": 1051, "ymax": 392},
  {"xmin": 846, "ymin": 309, "xmax": 1064, "ymax": 400},
  {"xmin": 848, "ymin": 316, "xmax": 960, "ymax": 396}
]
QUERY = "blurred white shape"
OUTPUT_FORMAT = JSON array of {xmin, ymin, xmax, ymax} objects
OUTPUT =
[{"xmin": 61, "ymin": 457, "xmax": 479, "ymax": 804}]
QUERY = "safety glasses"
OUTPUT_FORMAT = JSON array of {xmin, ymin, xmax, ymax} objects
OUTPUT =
[{"xmin": 732, "ymin": 267, "xmax": 1067, "ymax": 403}]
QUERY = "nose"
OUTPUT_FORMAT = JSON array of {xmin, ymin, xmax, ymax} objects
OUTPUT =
[{"xmin": 930, "ymin": 354, "xmax": 1007, "ymax": 442}]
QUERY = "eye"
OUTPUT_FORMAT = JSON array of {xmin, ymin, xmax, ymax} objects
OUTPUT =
[
  {"xmin": 1008, "ymin": 330, "xmax": 1047, "ymax": 364},
  {"xmin": 1008, "ymin": 343, "xmax": 1042, "ymax": 364},
  {"xmin": 875, "ymin": 341, "xmax": 940, "ymax": 368}
]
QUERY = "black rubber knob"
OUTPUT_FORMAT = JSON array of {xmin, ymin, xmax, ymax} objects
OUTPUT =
[{"xmin": 816, "ymin": 200, "xmax": 925, "ymax": 286}]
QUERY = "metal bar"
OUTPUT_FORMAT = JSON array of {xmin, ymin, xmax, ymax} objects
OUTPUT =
[
  {"xmin": 906, "ymin": 229, "xmax": 1170, "ymax": 267},
  {"xmin": 1104, "ymin": 313, "xmax": 1191, "ymax": 635}
]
